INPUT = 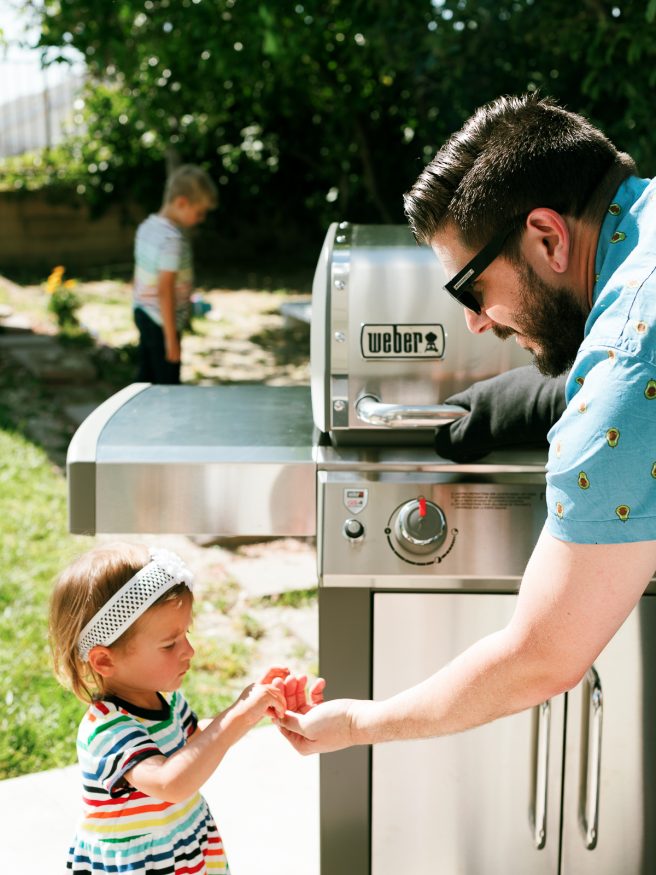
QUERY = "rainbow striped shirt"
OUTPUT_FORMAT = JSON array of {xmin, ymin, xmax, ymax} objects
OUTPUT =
[{"xmin": 67, "ymin": 691, "xmax": 229, "ymax": 873}]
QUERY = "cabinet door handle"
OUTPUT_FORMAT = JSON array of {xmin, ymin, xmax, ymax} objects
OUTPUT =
[
  {"xmin": 579, "ymin": 665, "xmax": 603, "ymax": 850},
  {"xmin": 529, "ymin": 699, "xmax": 551, "ymax": 849}
]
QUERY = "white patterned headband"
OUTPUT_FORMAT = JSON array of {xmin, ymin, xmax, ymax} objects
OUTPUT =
[{"xmin": 78, "ymin": 548, "xmax": 194, "ymax": 662}]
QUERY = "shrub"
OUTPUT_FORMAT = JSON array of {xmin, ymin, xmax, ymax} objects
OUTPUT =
[{"xmin": 45, "ymin": 266, "xmax": 81, "ymax": 328}]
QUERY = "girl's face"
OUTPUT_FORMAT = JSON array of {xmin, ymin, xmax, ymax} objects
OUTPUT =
[{"xmin": 106, "ymin": 592, "xmax": 195, "ymax": 709}]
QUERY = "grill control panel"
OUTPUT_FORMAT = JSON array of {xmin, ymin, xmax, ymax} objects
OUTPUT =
[{"xmin": 319, "ymin": 470, "xmax": 547, "ymax": 587}]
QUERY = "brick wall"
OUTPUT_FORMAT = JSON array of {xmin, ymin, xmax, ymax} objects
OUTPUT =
[{"xmin": 0, "ymin": 189, "xmax": 147, "ymax": 274}]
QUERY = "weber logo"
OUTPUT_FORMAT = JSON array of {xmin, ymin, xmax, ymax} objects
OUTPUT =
[{"xmin": 360, "ymin": 324, "xmax": 445, "ymax": 359}]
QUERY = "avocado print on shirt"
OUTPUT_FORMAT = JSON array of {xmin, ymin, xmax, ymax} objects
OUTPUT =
[
  {"xmin": 606, "ymin": 428, "xmax": 620, "ymax": 447},
  {"xmin": 546, "ymin": 179, "xmax": 656, "ymax": 544}
]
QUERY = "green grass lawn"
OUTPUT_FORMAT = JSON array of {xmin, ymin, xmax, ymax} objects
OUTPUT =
[
  {"xmin": 0, "ymin": 371, "xmax": 246, "ymax": 780},
  {"xmin": 0, "ymin": 419, "xmax": 89, "ymax": 779}
]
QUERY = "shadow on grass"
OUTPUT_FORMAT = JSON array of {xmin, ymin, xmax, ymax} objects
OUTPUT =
[
  {"xmin": 0, "ymin": 325, "xmax": 140, "ymax": 471},
  {"xmin": 247, "ymin": 320, "xmax": 311, "ymax": 366}
]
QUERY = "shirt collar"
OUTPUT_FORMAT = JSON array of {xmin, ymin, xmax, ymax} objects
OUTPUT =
[{"xmin": 592, "ymin": 175, "xmax": 650, "ymax": 307}]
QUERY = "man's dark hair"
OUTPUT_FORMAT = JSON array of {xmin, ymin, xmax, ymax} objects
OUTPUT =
[{"xmin": 404, "ymin": 93, "xmax": 636, "ymax": 254}]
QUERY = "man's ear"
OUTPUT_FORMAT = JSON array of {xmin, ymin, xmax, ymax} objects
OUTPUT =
[
  {"xmin": 524, "ymin": 208, "xmax": 570, "ymax": 274},
  {"xmin": 88, "ymin": 646, "xmax": 117, "ymax": 678}
]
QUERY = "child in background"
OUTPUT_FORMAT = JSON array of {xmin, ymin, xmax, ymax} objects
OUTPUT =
[
  {"xmin": 49, "ymin": 542, "xmax": 289, "ymax": 874},
  {"xmin": 133, "ymin": 164, "xmax": 218, "ymax": 384}
]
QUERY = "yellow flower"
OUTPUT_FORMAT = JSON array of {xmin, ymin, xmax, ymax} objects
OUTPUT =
[
  {"xmin": 63, "ymin": 279, "xmax": 77, "ymax": 289},
  {"xmin": 47, "ymin": 266, "xmax": 65, "ymax": 286}
]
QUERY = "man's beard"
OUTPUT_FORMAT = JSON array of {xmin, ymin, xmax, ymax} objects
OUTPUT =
[{"xmin": 492, "ymin": 262, "xmax": 588, "ymax": 377}]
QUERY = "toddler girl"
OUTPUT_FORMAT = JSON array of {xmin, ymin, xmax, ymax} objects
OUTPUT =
[{"xmin": 49, "ymin": 541, "xmax": 289, "ymax": 874}]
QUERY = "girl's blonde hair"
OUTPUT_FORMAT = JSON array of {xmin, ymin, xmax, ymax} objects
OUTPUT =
[{"xmin": 49, "ymin": 542, "xmax": 190, "ymax": 703}]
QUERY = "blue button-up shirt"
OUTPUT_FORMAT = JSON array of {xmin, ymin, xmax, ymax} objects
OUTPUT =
[{"xmin": 546, "ymin": 176, "xmax": 656, "ymax": 543}]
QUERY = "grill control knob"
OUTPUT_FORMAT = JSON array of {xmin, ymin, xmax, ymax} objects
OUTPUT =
[
  {"xmin": 343, "ymin": 518, "xmax": 365, "ymax": 541},
  {"xmin": 394, "ymin": 499, "xmax": 447, "ymax": 554}
]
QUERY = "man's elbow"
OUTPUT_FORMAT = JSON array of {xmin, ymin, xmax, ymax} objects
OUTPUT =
[
  {"xmin": 538, "ymin": 666, "xmax": 587, "ymax": 701},
  {"xmin": 510, "ymin": 633, "xmax": 592, "ymax": 704}
]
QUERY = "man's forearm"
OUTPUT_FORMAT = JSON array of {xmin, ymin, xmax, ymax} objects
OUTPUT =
[
  {"xmin": 279, "ymin": 534, "xmax": 655, "ymax": 756},
  {"xmin": 350, "ymin": 531, "xmax": 656, "ymax": 746},
  {"xmin": 351, "ymin": 628, "xmax": 561, "ymax": 744}
]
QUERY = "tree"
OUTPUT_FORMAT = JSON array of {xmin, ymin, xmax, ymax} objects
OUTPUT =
[{"xmin": 17, "ymin": 0, "xmax": 656, "ymax": 255}]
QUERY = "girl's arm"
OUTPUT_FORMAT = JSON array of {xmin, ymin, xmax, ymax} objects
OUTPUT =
[{"xmin": 126, "ymin": 670, "xmax": 287, "ymax": 803}]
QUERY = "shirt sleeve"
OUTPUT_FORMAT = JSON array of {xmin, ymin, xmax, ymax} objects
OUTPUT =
[
  {"xmin": 157, "ymin": 229, "xmax": 183, "ymax": 273},
  {"xmin": 545, "ymin": 347, "xmax": 656, "ymax": 544},
  {"xmin": 175, "ymin": 691, "xmax": 199, "ymax": 739},
  {"xmin": 82, "ymin": 706, "xmax": 162, "ymax": 798}
]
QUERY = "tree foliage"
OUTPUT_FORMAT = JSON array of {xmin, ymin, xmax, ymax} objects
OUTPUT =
[{"xmin": 18, "ymin": 0, "xmax": 656, "ymax": 254}]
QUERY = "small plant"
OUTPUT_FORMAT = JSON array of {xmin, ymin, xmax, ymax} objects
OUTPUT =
[
  {"xmin": 237, "ymin": 611, "xmax": 266, "ymax": 640},
  {"xmin": 45, "ymin": 265, "xmax": 81, "ymax": 328},
  {"xmin": 251, "ymin": 586, "xmax": 318, "ymax": 609}
]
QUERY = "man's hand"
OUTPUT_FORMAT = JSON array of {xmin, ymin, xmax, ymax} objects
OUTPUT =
[
  {"xmin": 276, "ymin": 675, "xmax": 368, "ymax": 756},
  {"xmin": 434, "ymin": 365, "xmax": 566, "ymax": 462},
  {"xmin": 278, "ymin": 697, "xmax": 364, "ymax": 755}
]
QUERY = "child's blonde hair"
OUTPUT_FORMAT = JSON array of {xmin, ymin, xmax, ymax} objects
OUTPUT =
[
  {"xmin": 163, "ymin": 164, "xmax": 218, "ymax": 207},
  {"xmin": 49, "ymin": 542, "xmax": 190, "ymax": 703}
]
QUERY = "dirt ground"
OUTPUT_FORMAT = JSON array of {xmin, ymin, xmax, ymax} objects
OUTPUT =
[{"xmin": 0, "ymin": 274, "xmax": 318, "ymax": 692}]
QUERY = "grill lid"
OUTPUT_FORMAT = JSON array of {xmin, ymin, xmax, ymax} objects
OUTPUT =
[{"xmin": 310, "ymin": 222, "xmax": 532, "ymax": 444}]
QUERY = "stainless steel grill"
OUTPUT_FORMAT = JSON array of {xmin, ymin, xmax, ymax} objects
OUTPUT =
[{"xmin": 67, "ymin": 222, "xmax": 656, "ymax": 875}]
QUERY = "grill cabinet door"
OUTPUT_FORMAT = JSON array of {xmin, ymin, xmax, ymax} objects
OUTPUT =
[
  {"xmin": 561, "ymin": 595, "xmax": 656, "ymax": 874},
  {"xmin": 372, "ymin": 593, "xmax": 563, "ymax": 875}
]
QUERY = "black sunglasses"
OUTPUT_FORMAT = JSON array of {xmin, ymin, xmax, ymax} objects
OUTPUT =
[{"xmin": 443, "ymin": 224, "xmax": 516, "ymax": 314}]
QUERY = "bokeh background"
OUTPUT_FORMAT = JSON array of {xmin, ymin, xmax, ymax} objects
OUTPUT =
[{"xmin": 3, "ymin": 1, "xmax": 656, "ymax": 277}]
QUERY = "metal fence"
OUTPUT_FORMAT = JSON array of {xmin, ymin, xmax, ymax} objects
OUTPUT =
[{"xmin": 0, "ymin": 55, "xmax": 85, "ymax": 158}]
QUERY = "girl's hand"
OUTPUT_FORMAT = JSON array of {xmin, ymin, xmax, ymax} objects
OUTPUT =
[
  {"xmin": 282, "ymin": 673, "xmax": 326, "ymax": 714},
  {"xmin": 232, "ymin": 666, "xmax": 290, "ymax": 728}
]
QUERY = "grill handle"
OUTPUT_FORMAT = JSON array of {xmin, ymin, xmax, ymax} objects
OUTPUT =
[
  {"xmin": 579, "ymin": 665, "xmax": 603, "ymax": 850},
  {"xmin": 355, "ymin": 394, "xmax": 468, "ymax": 428},
  {"xmin": 529, "ymin": 699, "xmax": 551, "ymax": 850}
]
